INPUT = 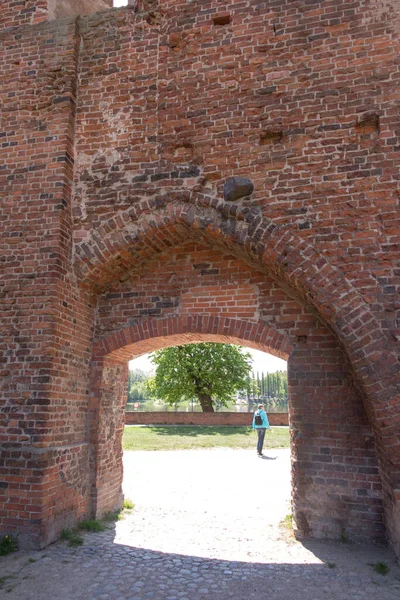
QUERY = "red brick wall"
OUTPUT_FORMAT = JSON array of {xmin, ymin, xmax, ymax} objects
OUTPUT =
[
  {"xmin": 289, "ymin": 343, "xmax": 385, "ymax": 542},
  {"xmin": 0, "ymin": 15, "xmax": 94, "ymax": 547},
  {"xmin": 89, "ymin": 358, "xmax": 127, "ymax": 518},
  {"xmin": 124, "ymin": 412, "xmax": 289, "ymax": 426},
  {"xmin": 1, "ymin": 1, "xmax": 113, "ymax": 31},
  {"xmin": 93, "ymin": 243, "xmax": 384, "ymax": 543},
  {"xmin": 96, "ymin": 308, "xmax": 384, "ymax": 545},
  {"xmin": 1, "ymin": 0, "xmax": 399, "ymax": 555},
  {"xmin": 95, "ymin": 243, "xmax": 315, "ymax": 338},
  {"xmin": 1, "ymin": 1, "xmax": 49, "ymax": 30}
]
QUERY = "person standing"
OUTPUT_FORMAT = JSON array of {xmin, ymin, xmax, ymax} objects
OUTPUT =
[{"xmin": 252, "ymin": 403, "xmax": 271, "ymax": 457}]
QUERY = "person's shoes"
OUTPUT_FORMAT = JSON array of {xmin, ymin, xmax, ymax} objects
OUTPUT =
[{"xmin": 257, "ymin": 453, "xmax": 263, "ymax": 457}]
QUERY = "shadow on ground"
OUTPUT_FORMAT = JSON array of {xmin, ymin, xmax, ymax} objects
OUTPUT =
[{"xmin": 1, "ymin": 524, "xmax": 400, "ymax": 600}]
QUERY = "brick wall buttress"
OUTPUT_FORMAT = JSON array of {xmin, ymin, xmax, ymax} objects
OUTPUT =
[{"xmin": 0, "ymin": 17, "xmax": 94, "ymax": 548}]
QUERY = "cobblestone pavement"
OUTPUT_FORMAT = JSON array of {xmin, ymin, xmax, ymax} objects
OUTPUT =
[{"xmin": 1, "ymin": 448, "xmax": 400, "ymax": 599}]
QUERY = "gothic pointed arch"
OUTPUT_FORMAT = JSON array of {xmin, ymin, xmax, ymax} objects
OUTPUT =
[{"xmin": 76, "ymin": 193, "xmax": 397, "ymax": 413}]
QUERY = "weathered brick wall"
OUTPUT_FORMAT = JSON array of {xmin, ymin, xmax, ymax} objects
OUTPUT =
[
  {"xmin": 74, "ymin": 0, "xmax": 400, "ymax": 297},
  {"xmin": 1, "ymin": 1, "xmax": 49, "ymax": 30},
  {"xmin": 72, "ymin": 0, "xmax": 399, "ymax": 555},
  {"xmin": 47, "ymin": 0, "xmax": 113, "ymax": 21},
  {"xmin": 0, "ymin": 0, "xmax": 113, "ymax": 31},
  {"xmin": 0, "ymin": 16, "xmax": 95, "ymax": 547},
  {"xmin": 289, "ymin": 344, "xmax": 385, "ymax": 542},
  {"xmin": 94, "ymin": 243, "xmax": 384, "ymax": 544},
  {"xmin": 125, "ymin": 412, "xmax": 289, "ymax": 426},
  {"xmin": 89, "ymin": 358, "xmax": 127, "ymax": 518},
  {"xmin": 1, "ymin": 0, "xmax": 399, "ymax": 554},
  {"xmin": 96, "ymin": 243, "xmax": 313, "ymax": 336}
]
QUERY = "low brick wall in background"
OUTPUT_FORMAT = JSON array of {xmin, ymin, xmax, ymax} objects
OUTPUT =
[{"xmin": 124, "ymin": 412, "xmax": 289, "ymax": 426}]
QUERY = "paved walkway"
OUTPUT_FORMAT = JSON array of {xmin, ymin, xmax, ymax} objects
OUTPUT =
[{"xmin": 1, "ymin": 448, "xmax": 400, "ymax": 599}]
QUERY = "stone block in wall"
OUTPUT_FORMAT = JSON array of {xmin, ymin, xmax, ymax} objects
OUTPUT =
[{"xmin": 47, "ymin": 0, "xmax": 112, "ymax": 20}]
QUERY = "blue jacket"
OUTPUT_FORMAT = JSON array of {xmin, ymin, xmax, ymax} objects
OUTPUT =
[{"xmin": 252, "ymin": 409, "xmax": 271, "ymax": 430}]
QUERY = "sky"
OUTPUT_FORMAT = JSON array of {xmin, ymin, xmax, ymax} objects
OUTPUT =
[
  {"xmin": 113, "ymin": 1, "xmax": 128, "ymax": 5},
  {"xmin": 130, "ymin": 347, "xmax": 287, "ymax": 374}
]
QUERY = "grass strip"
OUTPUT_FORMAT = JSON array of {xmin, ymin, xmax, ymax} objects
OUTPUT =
[
  {"xmin": 60, "ymin": 529, "xmax": 84, "ymax": 547},
  {"xmin": 122, "ymin": 425, "xmax": 290, "ymax": 451},
  {"xmin": 78, "ymin": 519, "xmax": 105, "ymax": 533}
]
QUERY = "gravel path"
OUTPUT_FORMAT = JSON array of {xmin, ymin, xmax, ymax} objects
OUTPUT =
[{"xmin": 1, "ymin": 448, "xmax": 400, "ymax": 599}]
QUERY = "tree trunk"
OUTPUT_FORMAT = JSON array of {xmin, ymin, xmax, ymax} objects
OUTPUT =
[{"xmin": 198, "ymin": 393, "xmax": 214, "ymax": 412}]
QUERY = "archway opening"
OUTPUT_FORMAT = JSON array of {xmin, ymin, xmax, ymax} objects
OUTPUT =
[
  {"xmin": 126, "ymin": 345, "xmax": 288, "ymax": 414},
  {"xmin": 90, "ymin": 314, "xmax": 384, "ymax": 550},
  {"xmin": 82, "ymin": 206, "xmax": 388, "ymax": 553},
  {"xmin": 116, "ymin": 339, "xmax": 292, "ymax": 559}
]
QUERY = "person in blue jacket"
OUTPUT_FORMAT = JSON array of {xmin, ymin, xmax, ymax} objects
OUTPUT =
[{"xmin": 252, "ymin": 403, "xmax": 271, "ymax": 457}]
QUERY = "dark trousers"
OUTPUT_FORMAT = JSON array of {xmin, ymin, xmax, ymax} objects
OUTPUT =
[{"xmin": 257, "ymin": 428, "xmax": 266, "ymax": 455}]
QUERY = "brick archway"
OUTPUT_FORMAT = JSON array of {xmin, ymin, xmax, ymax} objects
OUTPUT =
[
  {"xmin": 89, "ymin": 316, "xmax": 291, "ymax": 519},
  {"xmin": 76, "ymin": 198, "xmax": 399, "ymax": 555},
  {"xmin": 75, "ymin": 195, "xmax": 397, "ymax": 411},
  {"xmin": 92, "ymin": 315, "xmax": 292, "ymax": 362},
  {"xmin": 88, "ymin": 311, "xmax": 387, "ymax": 548},
  {"xmin": 2, "ymin": 0, "xmax": 399, "ymax": 558}
]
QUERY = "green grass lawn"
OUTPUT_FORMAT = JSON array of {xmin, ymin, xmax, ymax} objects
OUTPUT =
[{"xmin": 122, "ymin": 425, "xmax": 290, "ymax": 451}]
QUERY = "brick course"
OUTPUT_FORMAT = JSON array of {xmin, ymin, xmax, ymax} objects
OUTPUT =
[{"xmin": 1, "ymin": 0, "xmax": 399, "ymax": 556}]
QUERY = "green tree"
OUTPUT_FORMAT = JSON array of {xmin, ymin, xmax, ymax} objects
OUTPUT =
[
  {"xmin": 247, "ymin": 369, "xmax": 288, "ymax": 403},
  {"xmin": 148, "ymin": 343, "xmax": 252, "ymax": 412},
  {"xmin": 127, "ymin": 368, "xmax": 152, "ymax": 403},
  {"xmin": 129, "ymin": 368, "xmax": 148, "ymax": 384}
]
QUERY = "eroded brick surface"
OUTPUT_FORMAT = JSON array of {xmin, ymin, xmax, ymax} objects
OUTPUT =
[{"xmin": 1, "ymin": 0, "xmax": 399, "ymax": 555}]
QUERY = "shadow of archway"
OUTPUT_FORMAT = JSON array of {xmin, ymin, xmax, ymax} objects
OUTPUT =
[{"xmin": 2, "ymin": 518, "xmax": 399, "ymax": 600}]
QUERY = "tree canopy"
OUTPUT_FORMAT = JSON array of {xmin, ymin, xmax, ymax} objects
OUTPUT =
[{"xmin": 148, "ymin": 343, "xmax": 252, "ymax": 412}]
